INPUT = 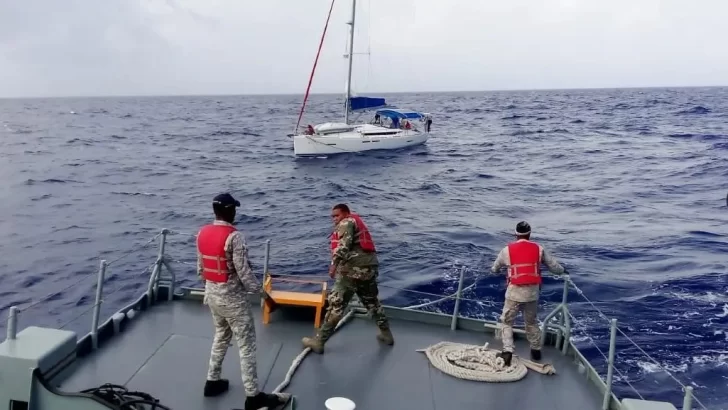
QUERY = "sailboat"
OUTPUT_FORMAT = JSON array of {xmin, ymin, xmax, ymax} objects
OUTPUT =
[{"xmin": 290, "ymin": 0, "xmax": 433, "ymax": 157}]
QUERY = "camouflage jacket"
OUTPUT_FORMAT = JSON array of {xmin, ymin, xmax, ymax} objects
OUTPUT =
[
  {"xmin": 332, "ymin": 216, "xmax": 378, "ymax": 280},
  {"xmin": 197, "ymin": 220, "xmax": 261, "ymax": 307}
]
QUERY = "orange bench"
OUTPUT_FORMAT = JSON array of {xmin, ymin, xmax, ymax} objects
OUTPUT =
[{"xmin": 262, "ymin": 273, "xmax": 328, "ymax": 328}]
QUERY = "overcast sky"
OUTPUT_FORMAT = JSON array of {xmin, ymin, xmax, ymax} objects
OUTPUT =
[{"xmin": 1, "ymin": 0, "xmax": 727, "ymax": 98}]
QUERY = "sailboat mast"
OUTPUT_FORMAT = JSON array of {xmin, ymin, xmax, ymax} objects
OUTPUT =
[{"xmin": 344, "ymin": 0, "xmax": 357, "ymax": 124}]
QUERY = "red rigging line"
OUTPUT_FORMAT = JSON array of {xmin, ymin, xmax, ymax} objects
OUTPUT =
[{"xmin": 294, "ymin": 0, "xmax": 337, "ymax": 134}]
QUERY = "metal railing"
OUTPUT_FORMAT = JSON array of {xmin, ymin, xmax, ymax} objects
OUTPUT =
[
  {"xmin": 2, "ymin": 228, "xmax": 708, "ymax": 410},
  {"xmin": 4, "ymin": 230, "xmax": 170, "ymax": 349}
]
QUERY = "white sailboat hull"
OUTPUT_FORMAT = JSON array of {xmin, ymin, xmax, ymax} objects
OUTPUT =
[{"xmin": 293, "ymin": 125, "xmax": 430, "ymax": 156}]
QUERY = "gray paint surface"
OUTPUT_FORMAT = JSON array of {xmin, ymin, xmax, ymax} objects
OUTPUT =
[{"xmin": 59, "ymin": 300, "xmax": 604, "ymax": 410}]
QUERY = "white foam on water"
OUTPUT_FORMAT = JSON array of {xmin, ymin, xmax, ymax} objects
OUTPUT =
[
  {"xmin": 667, "ymin": 291, "xmax": 728, "ymax": 305},
  {"xmin": 717, "ymin": 303, "xmax": 728, "ymax": 318}
]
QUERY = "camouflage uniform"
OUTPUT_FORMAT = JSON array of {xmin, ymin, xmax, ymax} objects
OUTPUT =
[
  {"xmin": 303, "ymin": 215, "xmax": 392, "ymax": 352},
  {"xmin": 490, "ymin": 240, "xmax": 565, "ymax": 352},
  {"xmin": 197, "ymin": 220, "xmax": 262, "ymax": 397}
]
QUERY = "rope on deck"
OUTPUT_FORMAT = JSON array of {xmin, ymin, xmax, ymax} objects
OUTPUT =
[
  {"xmin": 417, "ymin": 341, "xmax": 554, "ymax": 383},
  {"xmin": 272, "ymin": 309, "xmax": 356, "ymax": 394}
]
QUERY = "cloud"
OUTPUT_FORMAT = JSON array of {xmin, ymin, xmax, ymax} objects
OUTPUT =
[{"xmin": 1, "ymin": 0, "xmax": 727, "ymax": 98}]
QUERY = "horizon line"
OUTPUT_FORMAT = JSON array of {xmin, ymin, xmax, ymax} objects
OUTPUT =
[{"xmin": 1, "ymin": 83, "xmax": 726, "ymax": 100}]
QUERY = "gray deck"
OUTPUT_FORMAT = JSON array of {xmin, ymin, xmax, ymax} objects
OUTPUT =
[{"xmin": 59, "ymin": 299, "xmax": 604, "ymax": 410}]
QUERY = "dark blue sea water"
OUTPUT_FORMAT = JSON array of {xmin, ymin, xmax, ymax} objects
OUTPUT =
[{"xmin": 1, "ymin": 87, "xmax": 727, "ymax": 408}]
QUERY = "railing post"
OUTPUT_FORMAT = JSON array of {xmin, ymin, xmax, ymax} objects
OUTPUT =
[
  {"xmin": 682, "ymin": 386, "xmax": 693, "ymax": 410},
  {"xmin": 162, "ymin": 259, "xmax": 176, "ymax": 301},
  {"xmin": 450, "ymin": 266, "xmax": 466, "ymax": 331},
  {"xmin": 602, "ymin": 318, "xmax": 618, "ymax": 410},
  {"xmin": 556, "ymin": 278, "xmax": 570, "ymax": 353},
  {"xmin": 147, "ymin": 264, "xmax": 159, "ymax": 305},
  {"xmin": 6, "ymin": 306, "xmax": 18, "ymax": 341},
  {"xmin": 561, "ymin": 306, "xmax": 572, "ymax": 355},
  {"xmin": 263, "ymin": 239, "xmax": 271, "ymax": 275},
  {"xmin": 90, "ymin": 260, "xmax": 107, "ymax": 350},
  {"xmin": 153, "ymin": 229, "xmax": 169, "ymax": 299},
  {"xmin": 540, "ymin": 304, "xmax": 563, "ymax": 348}
]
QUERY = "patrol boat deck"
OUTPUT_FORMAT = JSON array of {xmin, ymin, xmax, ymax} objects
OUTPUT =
[
  {"xmin": 55, "ymin": 299, "xmax": 603, "ymax": 410},
  {"xmin": 0, "ymin": 229, "xmax": 703, "ymax": 410}
]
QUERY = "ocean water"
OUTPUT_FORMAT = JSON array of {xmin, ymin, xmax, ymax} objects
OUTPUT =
[{"xmin": 1, "ymin": 87, "xmax": 727, "ymax": 408}]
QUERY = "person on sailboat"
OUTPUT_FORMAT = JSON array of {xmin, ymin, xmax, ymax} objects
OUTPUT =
[
  {"xmin": 424, "ymin": 115, "xmax": 432, "ymax": 132},
  {"xmin": 490, "ymin": 221, "xmax": 568, "ymax": 366},
  {"xmin": 302, "ymin": 203, "xmax": 394, "ymax": 353}
]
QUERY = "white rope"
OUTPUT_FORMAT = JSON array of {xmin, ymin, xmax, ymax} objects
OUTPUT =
[
  {"xmin": 272, "ymin": 309, "xmax": 356, "ymax": 394},
  {"xmin": 416, "ymin": 341, "xmax": 531, "ymax": 382}
]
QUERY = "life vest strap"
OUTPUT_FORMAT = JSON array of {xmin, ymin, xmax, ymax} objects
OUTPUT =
[{"xmin": 201, "ymin": 254, "xmax": 230, "ymax": 282}]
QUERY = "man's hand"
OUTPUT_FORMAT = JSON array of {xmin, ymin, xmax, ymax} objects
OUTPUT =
[{"xmin": 328, "ymin": 263, "xmax": 336, "ymax": 279}]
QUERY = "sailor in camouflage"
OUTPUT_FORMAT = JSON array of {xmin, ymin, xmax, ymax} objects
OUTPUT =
[
  {"xmin": 302, "ymin": 203, "xmax": 394, "ymax": 354},
  {"xmin": 197, "ymin": 193, "xmax": 289, "ymax": 410}
]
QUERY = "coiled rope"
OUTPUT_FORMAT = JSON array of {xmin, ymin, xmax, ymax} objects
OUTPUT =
[
  {"xmin": 417, "ymin": 342, "xmax": 555, "ymax": 383},
  {"xmin": 270, "ymin": 300, "xmax": 553, "ymax": 397},
  {"xmin": 417, "ymin": 342, "xmax": 528, "ymax": 382}
]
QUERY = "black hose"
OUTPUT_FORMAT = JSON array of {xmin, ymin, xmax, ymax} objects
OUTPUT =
[{"xmin": 79, "ymin": 383, "xmax": 172, "ymax": 410}]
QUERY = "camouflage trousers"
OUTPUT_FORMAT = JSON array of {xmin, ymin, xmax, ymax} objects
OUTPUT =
[
  {"xmin": 207, "ymin": 300, "xmax": 259, "ymax": 397},
  {"xmin": 499, "ymin": 298, "xmax": 541, "ymax": 352},
  {"xmin": 317, "ymin": 271, "xmax": 389, "ymax": 343}
]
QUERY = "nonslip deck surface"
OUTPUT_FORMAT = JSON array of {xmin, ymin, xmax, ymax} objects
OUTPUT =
[{"xmin": 59, "ymin": 300, "xmax": 604, "ymax": 410}]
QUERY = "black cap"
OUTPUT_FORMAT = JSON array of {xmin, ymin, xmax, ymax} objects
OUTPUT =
[
  {"xmin": 212, "ymin": 193, "xmax": 240, "ymax": 208},
  {"xmin": 515, "ymin": 221, "xmax": 531, "ymax": 235}
]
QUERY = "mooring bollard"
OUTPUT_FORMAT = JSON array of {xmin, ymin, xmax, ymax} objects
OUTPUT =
[{"xmin": 325, "ymin": 397, "xmax": 356, "ymax": 410}]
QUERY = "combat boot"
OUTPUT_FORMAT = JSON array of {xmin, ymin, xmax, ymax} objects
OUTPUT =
[
  {"xmin": 302, "ymin": 336, "xmax": 324, "ymax": 354},
  {"xmin": 376, "ymin": 327, "xmax": 394, "ymax": 345},
  {"xmin": 241, "ymin": 392, "xmax": 289, "ymax": 410},
  {"xmin": 530, "ymin": 349, "xmax": 542, "ymax": 361},
  {"xmin": 496, "ymin": 351, "xmax": 512, "ymax": 367},
  {"xmin": 203, "ymin": 379, "xmax": 229, "ymax": 397}
]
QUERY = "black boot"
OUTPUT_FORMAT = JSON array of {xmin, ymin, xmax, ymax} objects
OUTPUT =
[
  {"xmin": 496, "ymin": 351, "xmax": 512, "ymax": 367},
  {"xmin": 203, "ymin": 379, "xmax": 229, "ymax": 397},
  {"xmin": 243, "ymin": 392, "xmax": 288, "ymax": 410},
  {"xmin": 530, "ymin": 349, "xmax": 542, "ymax": 361}
]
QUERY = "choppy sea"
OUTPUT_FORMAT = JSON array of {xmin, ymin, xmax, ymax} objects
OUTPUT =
[{"xmin": 1, "ymin": 87, "xmax": 727, "ymax": 408}]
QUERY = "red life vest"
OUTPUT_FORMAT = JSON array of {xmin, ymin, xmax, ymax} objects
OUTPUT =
[
  {"xmin": 506, "ymin": 240, "xmax": 542, "ymax": 286},
  {"xmin": 197, "ymin": 223, "xmax": 237, "ymax": 283},
  {"xmin": 330, "ymin": 213, "xmax": 376, "ymax": 254}
]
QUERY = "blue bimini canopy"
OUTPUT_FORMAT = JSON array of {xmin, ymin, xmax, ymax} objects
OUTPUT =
[
  {"xmin": 349, "ymin": 96, "xmax": 388, "ymax": 111},
  {"xmin": 375, "ymin": 108, "xmax": 425, "ymax": 120}
]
